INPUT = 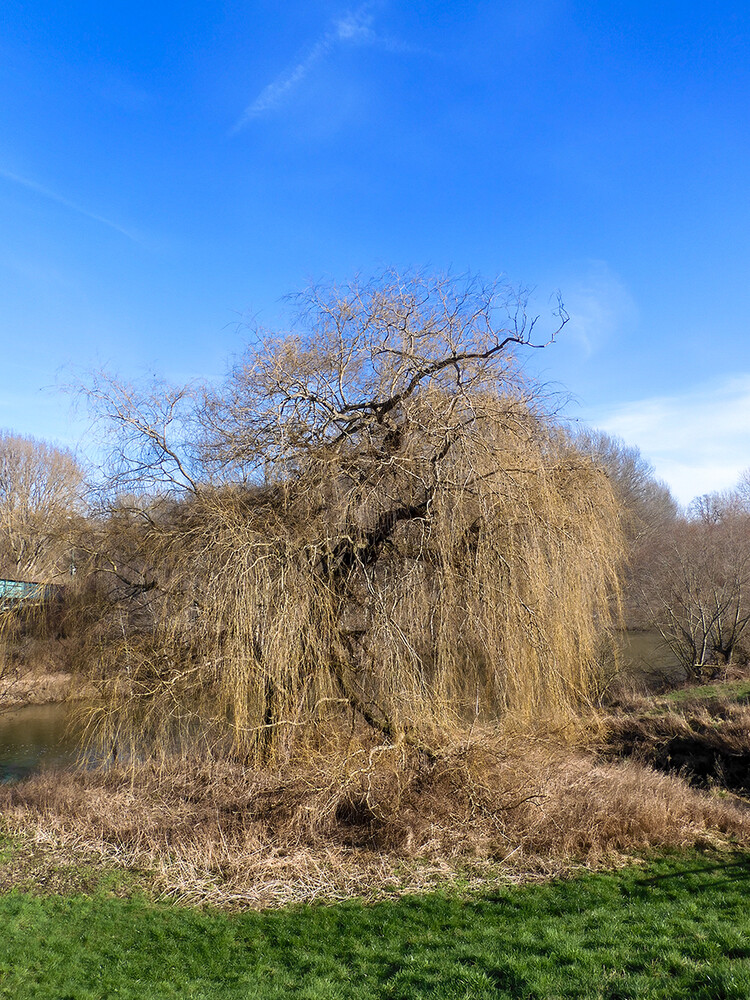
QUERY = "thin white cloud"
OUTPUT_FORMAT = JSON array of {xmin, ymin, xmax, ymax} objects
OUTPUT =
[
  {"xmin": 238, "ymin": 36, "xmax": 333, "ymax": 124},
  {"xmin": 335, "ymin": 8, "xmax": 376, "ymax": 42},
  {"xmin": 0, "ymin": 168, "xmax": 140, "ymax": 242},
  {"xmin": 232, "ymin": 4, "xmax": 414, "ymax": 131},
  {"xmin": 559, "ymin": 260, "xmax": 637, "ymax": 358},
  {"xmin": 590, "ymin": 375, "xmax": 750, "ymax": 506}
]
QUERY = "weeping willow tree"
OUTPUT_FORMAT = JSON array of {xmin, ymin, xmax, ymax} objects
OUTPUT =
[{"xmin": 81, "ymin": 271, "xmax": 624, "ymax": 762}]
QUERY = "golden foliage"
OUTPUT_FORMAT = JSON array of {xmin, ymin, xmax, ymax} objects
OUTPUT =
[{"xmin": 80, "ymin": 272, "xmax": 624, "ymax": 761}]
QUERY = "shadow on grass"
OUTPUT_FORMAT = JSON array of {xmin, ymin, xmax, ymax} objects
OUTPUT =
[{"xmin": 632, "ymin": 852, "xmax": 750, "ymax": 894}]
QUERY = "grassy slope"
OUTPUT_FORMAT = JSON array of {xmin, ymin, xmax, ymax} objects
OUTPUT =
[
  {"xmin": 603, "ymin": 675, "xmax": 750, "ymax": 801},
  {"xmin": 662, "ymin": 679, "xmax": 750, "ymax": 707},
  {"xmin": 2, "ymin": 852, "xmax": 750, "ymax": 1000}
]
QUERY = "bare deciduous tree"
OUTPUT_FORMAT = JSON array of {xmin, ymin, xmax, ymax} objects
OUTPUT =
[
  {"xmin": 571, "ymin": 428, "xmax": 679, "ymax": 632},
  {"xmin": 688, "ymin": 475, "xmax": 750, "ymax": 524},
  {"xmin": 0, "ymin": 432, "xmax": 83, "ymax": 580},
  {"xmin": 571, "ymin": 428, "xmax": 677, "ymax": 541},
  {"xmin": 736, "ymin": 468, "xmax": 750, "ymax": 512},
  {"xmin": 643, "ymin": 507, "xmax": 750, "ymax": 678}
]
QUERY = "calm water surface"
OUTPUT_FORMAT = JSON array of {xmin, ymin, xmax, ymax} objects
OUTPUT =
[
  {"xmin": 0, "ymin": 633, "xmax": 684, "ymax": 784},
  {"xmin": 0, "ymin": 702, "xmax": 86, "ymax": 783},
  {"xmin": 617, "ymin": 629, "xmax": 685, "ymax": 683}
]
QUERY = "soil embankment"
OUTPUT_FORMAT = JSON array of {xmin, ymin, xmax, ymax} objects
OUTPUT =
[
  {"xmin": 0, "ymin": 670, "xmax": 76, "ymax": 708},
  {"xmin": 603, "ymin": 680, "xmax": 750, "ymax": 798},
  {"xmin": 0, "ymin": 638, "xmax": 91, "ymax": 709}
]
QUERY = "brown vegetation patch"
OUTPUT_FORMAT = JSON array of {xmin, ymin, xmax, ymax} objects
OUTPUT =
[
  {"xmin": 0, "ymin": 634, "xmax": 97, "ymax": 706},
  {"xmin": 0, "ymin": 669, "xmax": 75, "ymax": 708},
  {"xmin": 604, "ymin": 701, "xmax": 750, "ymax": 794},
  {"xmin": 2, "ymin": 730, "xmax": 747, "ymax": 908}
]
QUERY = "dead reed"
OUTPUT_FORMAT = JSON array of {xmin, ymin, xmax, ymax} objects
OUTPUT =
[
  {"xmin": 603, "ymin": 694, "xmax": 750, "ymax": 797},
  {"xmin": 2, "ymin": 728, "xmax": 747, "ymax": 909}
]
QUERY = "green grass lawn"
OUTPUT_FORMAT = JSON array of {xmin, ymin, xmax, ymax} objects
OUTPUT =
[
  {"xmin": 2, "ymin": 851, "xmax": 750, "ymax": 999},
  {"xmin": 662, "ymin": 678, "xmax": 750, "ymax": 708}
]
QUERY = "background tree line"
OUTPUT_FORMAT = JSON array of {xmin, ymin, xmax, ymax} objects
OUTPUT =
[{"xmin": 570, "ymin": 429, "xmax": 750, "ymax": 680}]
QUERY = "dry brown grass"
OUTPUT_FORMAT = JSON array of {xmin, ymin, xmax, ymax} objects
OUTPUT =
[
  {"xmin": 0, "ymin": 669, "xmax": 75, "ymax": 707},
  {"xmin": 2, "ymin": 728, "xmax": 747, "ymax": 909},
  {"xmin": 603, "ymin": 697, "xmax": 750, "ymax": 796},
  {"xmin": 0, "ymin": 573, "xmax": 107, "ymax": 703},
  {"xmin": 0, "ymin": 622, "xmax": 87, "ymax": 708}
]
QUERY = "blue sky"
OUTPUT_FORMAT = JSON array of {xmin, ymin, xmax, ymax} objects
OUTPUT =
[{"xmin": 1, "ymin": 0, "xmax": 749, "ymax": 505}]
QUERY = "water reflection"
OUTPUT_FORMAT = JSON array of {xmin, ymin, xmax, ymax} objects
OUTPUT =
[
  {"xmin": 0, "ymin": 703, "xmax": 85, "ymax": 783},
  {"xmin": 0, "ymin": 632, "xmax": 689, "ymax": 784}
]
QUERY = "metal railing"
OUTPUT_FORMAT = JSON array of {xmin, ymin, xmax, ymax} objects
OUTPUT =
[{"xmin": 0, "ymin": 578, "xmax": 64, "ymax": 608}]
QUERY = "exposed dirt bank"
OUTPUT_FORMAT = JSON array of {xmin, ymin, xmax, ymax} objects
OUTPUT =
[
  {"xmin": 602, "ymin": 680, "xmax": 750, "ymax": 797},
  {"xmin": 0, "ymin": 670, "xmax": 79, "ymax": 709},
  {"xmin": 0, "ymin": 637, "xmax": 93, "ymax": 708},
  {"xmin": 604, "ymin": 711, "xmax": 750, "ymax": 795}
]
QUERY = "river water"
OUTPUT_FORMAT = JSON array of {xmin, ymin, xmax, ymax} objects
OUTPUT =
[
  {"xmin": 0, "ymin": 702, "xmax": 85, "ymax": 783},
  {"xmin": 0, "ymin": 633, "xmax": 684, "ymax": 784}
]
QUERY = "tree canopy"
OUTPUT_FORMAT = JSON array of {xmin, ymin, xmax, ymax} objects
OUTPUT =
[
  {"xmin": 0, "ymin": 431, "xmax": 83, "ymax": 580},
  {"xmin": 81, "ymin": 272, "xmax": 624, "ymax": 761}
]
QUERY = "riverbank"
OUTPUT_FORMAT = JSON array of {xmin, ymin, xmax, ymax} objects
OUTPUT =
[
  {"xmin": 0, "ymin": 634, "xmax": 95, "ymax": 709},
  {"xmin": 2, "ymin": 721, "xmax": 749, "ymax": 910},
  {"xmin": 1, "ymin": 675, "xmax": 749, "ymax": 910},
  {"xmin": 0, "ymin": 670, "xmax": 77, "ymax": 709}
]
